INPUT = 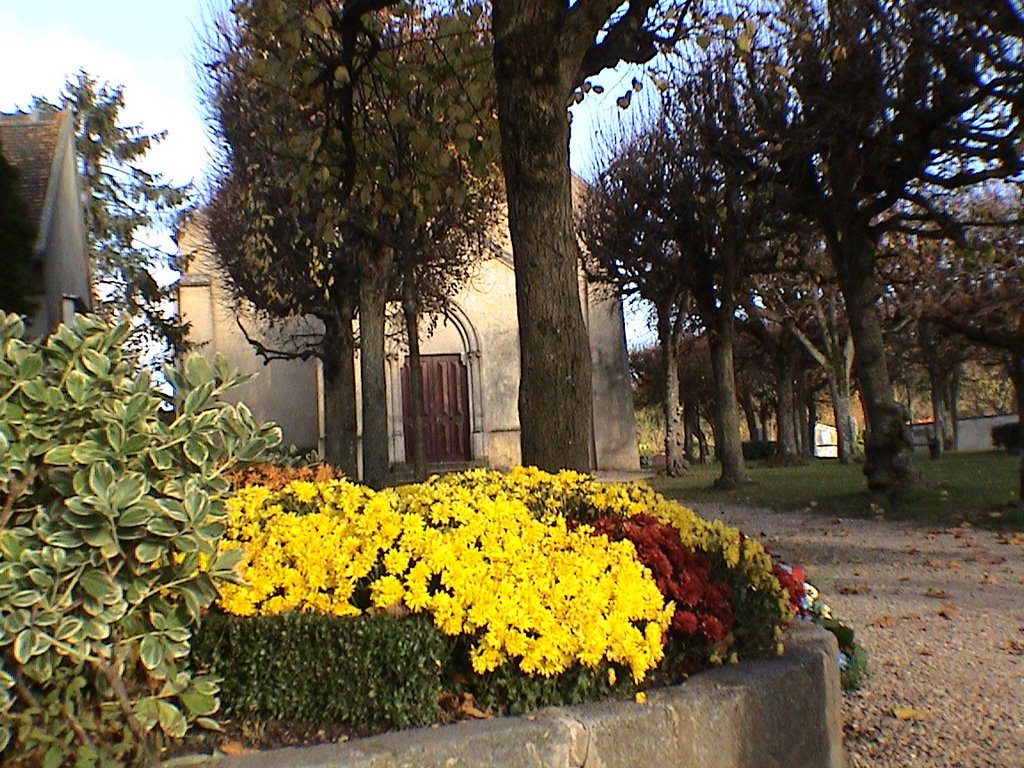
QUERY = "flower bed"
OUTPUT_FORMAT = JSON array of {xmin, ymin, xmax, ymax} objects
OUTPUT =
[{"xmin": 194, "ymin": 467, "xmax": 799, "ymax": 730}]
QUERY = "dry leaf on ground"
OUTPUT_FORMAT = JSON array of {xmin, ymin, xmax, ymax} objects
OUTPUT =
[{"xmin": 220, "ymin": 741, "xmax": 259, "ymax": 756}]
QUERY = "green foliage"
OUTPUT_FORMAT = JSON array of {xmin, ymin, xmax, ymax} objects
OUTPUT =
[
  {"xmin": 191, "ymin": 611, "xmax": 445, "ymax": 732},
  {"xmin": 0, "ymin": 312, "xmax": 281, "ymax": 765},
  {"xmin": 468, "ymin": 658, "xmax": 623, "ymax": 716},
  {"xmin": 815, "ymin": 618, "xmax": 869, "ymax": 691},
  {"xmin": 0, "ymin": 149, "xmax": 38, "ymax": 318},
  {"xmin": 35, "ymin": 71, "xmax": 190, "ymax": 363}
]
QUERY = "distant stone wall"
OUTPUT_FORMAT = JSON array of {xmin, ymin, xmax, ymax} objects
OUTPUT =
[
  {"xmin": 956, "ymin": 414, "xmax": 1017, "ymax": 453},
  {"xmin": 218, "ymin": 623, "xmax": 845, "ymax": 768}
]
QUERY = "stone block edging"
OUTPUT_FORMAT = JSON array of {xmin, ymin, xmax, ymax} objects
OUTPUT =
[{"xmin": 218, "ymin": 622, "xmax": 845, "ymax": 768}]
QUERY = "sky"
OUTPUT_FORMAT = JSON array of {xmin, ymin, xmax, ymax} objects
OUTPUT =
[
  {"xmin": 0, "ymin": 1, "xmax": 643, "ymax": 187},
  {"xmin": 0, "ymin": 1, "xmax": 217, "ymax": 188}
]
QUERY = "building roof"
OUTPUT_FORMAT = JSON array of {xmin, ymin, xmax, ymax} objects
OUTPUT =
[{"xmin": 0, "ymin": 110, "xmax": 70, "ymax": 234}]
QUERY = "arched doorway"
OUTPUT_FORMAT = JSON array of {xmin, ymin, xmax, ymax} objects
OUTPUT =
[
  {"xmin": 401, "ymin": 354, "xmax": 471, "ymax": 463},
  {"xmin": 389, "ymin": 302, "xmax": 484, "ymax": 464}
]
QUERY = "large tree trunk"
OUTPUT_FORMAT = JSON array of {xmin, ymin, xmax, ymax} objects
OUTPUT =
[
  {"xmin": 658, "ymin": 309, "xmax": 686, "ymax": 476},
  {"xmin": 322, "ymin": 312, "xmax": 359, "ymax": 479},
  {"xmin": 401, "ymin": 262, "xmax": 427, "ymax": 482},
  {"xmin": 707, "ymin": 308, "xmax": 747, "ymax": 488},
  {"xmin": 833, "ymin": 235, "xmax": 916, "ymax": 492},
  {"xmin": 359, "ymin": 248, "xmax": 394, "ymax": 488},
  {"xmin": 492, "ymin": 2, "xmax": 594, "ymax": 472}
]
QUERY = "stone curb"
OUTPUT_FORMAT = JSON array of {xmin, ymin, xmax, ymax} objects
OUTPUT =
[{"xmin": 214, "ymin": 622, "xmax": 845, "ymax": 768}]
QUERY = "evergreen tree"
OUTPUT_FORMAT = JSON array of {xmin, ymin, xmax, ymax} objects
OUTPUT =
[
  {"xmin": 0, "ymin": 147, "xmax": 39, "ymax": 316},
  {"xmin": 35, "ymin": 70, "xmax": 190, "ymax": 361}
]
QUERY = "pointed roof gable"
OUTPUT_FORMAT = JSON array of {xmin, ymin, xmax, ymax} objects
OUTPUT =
[{"xmin": 0, "ymin": 110, "xmax": 73, "ymax": 250}]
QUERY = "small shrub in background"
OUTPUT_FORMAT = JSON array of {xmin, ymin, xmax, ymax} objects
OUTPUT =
[
  {"xmin": 191, "ymin": 612, "xmax": 445, "ymax": 731},
  {"xmin": 991, "ymin": 422, "xmax": 1021, "ymax": 453},
  {"xmin": 742, "ymin": 440, "xmax": 777, "ymax": 461},
  {"xmin": 0, "ymin": 313, "xmax": 281, "ymax": 766}
]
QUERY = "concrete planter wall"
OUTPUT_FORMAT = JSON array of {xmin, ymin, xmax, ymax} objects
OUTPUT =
[{"xmin": 220, "ymin": 623, "xmax": 845, "ymax": 768}]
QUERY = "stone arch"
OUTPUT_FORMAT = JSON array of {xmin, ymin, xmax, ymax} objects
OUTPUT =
[{"xmin": 386, "ymin": 302, "xmax": 486, "ymax": 463}]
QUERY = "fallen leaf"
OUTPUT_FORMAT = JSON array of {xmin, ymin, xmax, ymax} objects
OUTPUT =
[
  {"xmin": 919, "ymin": 647, "xmax": 934, "ymax": 656},
  {"xmin": 836, "ymin": 583, "xmax": 872, "ymax": 595},
  {"xmin": 220, "ymin": 741, "xmax": 258, "ymax": 757},
  {"xmin": 872, "ymin": 616, "xmax": 897, "ymax": 628},
  {"xmin": 925, "ymin": 588, "xmax": 951, "ymax": 599},
  {"xmin": 904, "ymin": 546, "xmax": 920, "ymax": 555},
  {"xmin": 924, "ymin": 559, "xmax": 943, "ymax": 568},
  {"xmin": 945, "ymin": 561, "xmax": 962, "ymax": 569},
  {"xmin": 999, "ymin": 640, "xmax": 1024, "ymax": 655},
  {"xmin": 997, "ymin": 533, "xmax": 1024, "ymax": 545},
  {"xmin": 892, "ymin": 707, "xmax": 928, "ymax": 721},
  {"xmin": 938, "ymin": 604, "xmax": 959, "ymax": 619},
  {"xmin": 440, "ymin": 691, "xmax": 492, "ymax": 720},
  {"xmin": 979, "ymin": 575, "xmax": 1000, "ymax": 585}
]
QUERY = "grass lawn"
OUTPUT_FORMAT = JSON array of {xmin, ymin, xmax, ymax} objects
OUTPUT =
[{"xmin": 650, "ymin": 450, "xmax": 1024, "ymax": 531}]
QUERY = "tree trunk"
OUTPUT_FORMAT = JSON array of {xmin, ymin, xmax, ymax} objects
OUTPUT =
[
  {"xmin": 806, "ymin": 391, "xmax": 818, "ymax": 458},
  {"xmin": 775, "ymin": 343, "xmax": 800, "ymax": 460},
  {"xmin": 1012, "ymin": 343, "xmax": 1024, "ymax": 506},
  {"xmin": 833, "ymin": 335, "xmax": 858, "ymax": 463},
  {"xmin": 693, "ymin": 405, "xmax": 709, "ymax": 463},
  {"xmin": 401, "ymin": 262, "xmax": 427, "ymax": 482},
  {"xmin": 359, "ymin": 248, "xmax": 394, "ymax": 488},
  {"xmin": 682, "ymin": 401, "xmax": 698, "ymax": 463},
  {"xmin": 707, "ymin": 308, "xmax": 747, "ymax": 488},
  {"xmin": 830, "ymin": 374, "xmax": 856, "ymax": 465},
  {"xmin": 740, "ymin": 391, "xmax": 759, "ymax": 442},
  {"xmin": 920, "ymin": 320, "xmax": 955, "ymax": 458},
  {"xmin": 950, "ymin": 367, "xmax": 960, "ymax": 449},
  {"xmin": 793, "ymin": 374, "xmax": 807, "ymax": 456},
  {"xmin": 492, "ymin": 3, "xmax": 594, "ymax": 473},
  {"xmin": 322, "ymin": 313, "xmax": 359, "ymax": 479},
  {"xmin": 833, "ymin": 236, "xmax": 917, "ymax": 492},
  {"xmin": 658, "ymin": 309, "xmax": 686, "ymax": 475}
]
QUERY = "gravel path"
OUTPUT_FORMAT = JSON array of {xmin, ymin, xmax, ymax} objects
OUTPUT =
[{"xmin": 690, "ymin": 502, "xmax": 1024, "ymax": 768}]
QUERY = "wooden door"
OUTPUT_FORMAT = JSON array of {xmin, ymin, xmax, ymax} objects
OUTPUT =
[{"xmin": 401, "ymin": 354, "xmax": 471, "ymax": 463}]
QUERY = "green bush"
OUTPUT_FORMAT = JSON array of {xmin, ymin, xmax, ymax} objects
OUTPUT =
[
  {"xmin": 191, "ymin": 611, "xmax": 446, "ymax": 732},
  {"xmin": 0, "ymin": 313, "xmax": 281, "ymax": 766},
  {"xmin": 742, "ymin": 440, "xmax": 777, "ymax": 461}
]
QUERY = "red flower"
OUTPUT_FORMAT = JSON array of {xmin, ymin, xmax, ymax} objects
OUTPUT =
[{"xmin": 581, "ymin": 514, "xmax": 735, "ymax": 646}]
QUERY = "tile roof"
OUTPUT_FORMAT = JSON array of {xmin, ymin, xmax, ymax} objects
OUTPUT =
[{"xmin": 0, "ymin": 110, "xmax": 69, "ymax": 228}]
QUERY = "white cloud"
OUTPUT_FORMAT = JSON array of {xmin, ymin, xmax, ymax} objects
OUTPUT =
[{"xmin": 0, "ymin": 10, "xmax": 211, "ymax": 189}]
